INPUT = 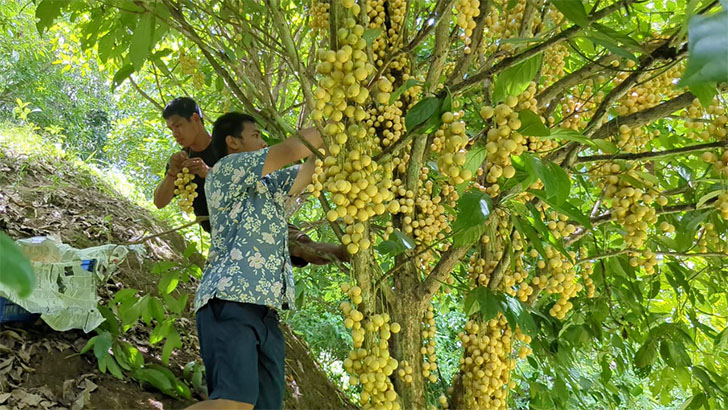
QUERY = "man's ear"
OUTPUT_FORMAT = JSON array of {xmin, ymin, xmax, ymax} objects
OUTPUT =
[{"xmin": 225, "ymin": 135, "xmax": 238, "ymax": 152}]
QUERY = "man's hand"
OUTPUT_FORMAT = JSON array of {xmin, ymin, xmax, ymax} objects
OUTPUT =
[
  {"xmin": 168, "ymin": 151, "xmax": 189, "ymax": 177},
  {"xmin": 182, "ymin": 157, "xmax": 211, "ymax": 178}
]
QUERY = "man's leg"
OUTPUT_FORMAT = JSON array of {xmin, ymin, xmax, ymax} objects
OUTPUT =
[
  {"xmin": 188, "ymin": 300, "xmax": 265, "ymax": 409},
  {"xmin": 254, "ymin": 308, "xmax": 286, "ymax": 410}
]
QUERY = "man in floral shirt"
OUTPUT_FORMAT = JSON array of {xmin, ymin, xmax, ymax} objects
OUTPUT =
[{"xmin": 187, "ymin": 112, "xmax": 323, "ymax": 410}]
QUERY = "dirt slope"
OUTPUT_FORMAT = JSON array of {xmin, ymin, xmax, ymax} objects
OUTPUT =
[{"xmin": 0, "ymin": 143, "xmax": 356, "ymax": 410}]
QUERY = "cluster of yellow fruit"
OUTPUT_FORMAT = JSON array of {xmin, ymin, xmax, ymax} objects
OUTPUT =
[
  {"xmin": 529, "ymin": 245, "xmax": 581, "ymax": 319},
  {"xmin": 545, "ymin": 210, "xmax": 577, "ymax": 239},
  {"xmin": 702, "ymin": 102, "xmax": 728, "ymax": 140},
  {"xmin": 557, "ymin": 83, "xmax": 604, "ymax": 131},
  {"xmin": 339, "ymin": 284, "xmax": 402, "ymax": 409},
  {"xmin": 310, "ymin": 3, "xmax": 408, "ymax": 255},
  {"xmin": 685, "ymin": 98, "xmax": 728, "ymax": 141},
  {"xmin": 367, "ymin": 0, "xmax": 407, "ymax": 70},
  {"xmin": 178, "ymin": 50, "xmax": 205, "ymax": 89},
  {"xmin": 542, "ymin": 43, "xmax": 569, "ymax": 87},
  {"xmin": 365, "ymin": 77, "xmax": 407, "ymax": 148},
  {"xmin": 457, "ymin": 316, "xmax": 525, "ymax": 409},
  {"xmin": 698, "ymin": 222, "xmax": 728, "ymax": 253},
  {"xmin": 396, "ymin": 360, "xmax": 413, "ymax": 384},
  {"xmin": 581, "ymin": 261, "xmax": 596, "ymax": 298},
  {"xmin": 174, "ymin": 168, "xmax": 197, "ymax": 214},
  {"xmin": 454, "ymin": 0, "xmax": 480, "ymax": 53},
  {"xmin": 468, "ymin": 252, "xmax": 499, "ymax": 287},
  {"xmin": 435, "ymin": 111, "xmax": 473, "ymax": 185},
  {"xmin": 311, "ymin": 0, "xmax": 329, "ymax": 33},
  {"xmin": 480, "ymin": 0, "xmax": 526, "ymax": 54},
  {"xmin": 616, "ymin": 125, "xmax": 657, "ymax": 152},
  {"xmin": 615, "ymin": 63, "xmax": 683, "ymax": 116},
  {"xmin": 479, "ymin": 93, "xmax": 532, "ymax": 196},
  {"xmin": 702, "ymin": 150, "xmax": 728, "ymax": 178},
  {"xmin": 605, "ymin": 174, "xmax": 663, "ymax": 250},
  {"xmin": 420, "ymin": 304, "xmax": 439, "ymax": 384},
  {"xmin": 715, "ymin": 192, "xmax": 728, "ymax": 220},
  {"xmin": 502, "ymin": 255, "xmax": 534, "ymax": 303}
]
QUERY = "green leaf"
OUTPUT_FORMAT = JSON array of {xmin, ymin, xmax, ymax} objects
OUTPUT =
[
  {"xmin": 634, "ymin": 339, "xmax": 657, "ymax": 369},
  {"xmin": 112, "ymin": 64, "xmax": 135, "ymax": 90},
  {"xmin": 524, "ymin": 154, "xmax": 571, "ymax": 205},
  {"xmin": 363, "ymin": 28, "xmax": 382, "ymax": 45},
  {"xmin": 98, "ymin": 305, "xmax": 120, "ymax": 337},
  {"xmin": 529, "ymin": 190, "xmax": 592, "ymax": 230},
  {"xmin": 512, "ymin": 215, "xmax": 546, "ymax": 258},
  {"xmin": 518, "ymin": 110, "xmax": 549, "ymax": 136},
  {"xmin": 103, "ymin": 354, "xmax": 124, "ymax": 379},
  {"xmin": 544, "ymin": 161, "xmax": 571, "ymax": 205},
  {"xmin": 149, "ymin": 297, "xmax": 166, "ymax": 322},
  {"xmin": 134, "ymin": 368, "xmax": 174, "ymax": 395},
  {"xmin": 679, "ymin": 11, "xmax": 728, "ymax": 87},
  {"xmin": 715, "ymin": 328, "xmax": 728, "ymax": 352},
  {"xmin": 453, "ymin": 191, "xmax": 493, "ymax": 232},
  {"xmin": 152, "ymin": 261, "xmax": 177, "ymax": 274},
  {"xmin": 660, "ymin": 339, "xmax": 692, "ymax": 368},
  {"xmin": 696, "ymin": 189, "xmax": 722, "ymax": 208},
  {"xmin": 689, "ymin": 83, "xmax": 718, "ymax": 107},
  {"xmin": 150, "ymin": 319, "xmax": 173, "ymax": 345},
  {"xmin": 389, "ymin": 79, "xmax": 421, "ymax": 105},
  {"xmin": 405, "ymin": 97, "xmax": 441, "ymax": 131},
  {"xmin": 0, "ymin": 232, "xmax": 35, "ymax": 297},
  {"xmin": 492, "ymin": 53, "xmax": 543, "ymax": 103},
  {"xmin": 377, "ymin": 230, "xmax": 416, "ymax": 256},
  {"xmin": 463, "ymin": 144, "xmax": 487, "ymax": 176},
  {"xmin": 453, "ymin": 224, "xmax": 489, "ymax": 248},
  {"xmin": 80, "ymin": 336, "xmax": 97, "ymax": 355},
  {"xmin": 35, "ymin": 0, "xmax": 67, "ymax": 35},
  {"xmin": 591, "ymin": 23, "xmax": 644, "ymax": 52},
  {"xmin": 552, "ymin": 0, "xmax": 589, "ymax": 27},
  {"xmin": 499, "ymin": 294, "xmax": 538, "ymax": 336},
  {"xmin": 587, "ymin": 33, "xmax": 639, "ymax": 62},
  {"xmin": 158, "ymin": 270, "xmax": 180, "ymax": 295},
  {"xmin": 92, "ymin": 331, "xmax": 113, "ymax": 363},
  {"xmin": 113, "ymin": 288, "xmax": 139, "ymax": 304},
  {"xmin": 128, "ymin": 13, "xmax": 156, "ymax": 69},
  {"xmin": 162, "ymin": 293, "xmax": 188, "ymax": 315},
  {"xmin": 592, "ymin": 139, "xmax": 619, "ymax": 154},
  {"xmin": 161, "ymin": 327, "xmax": 181, "ymax": 366}
]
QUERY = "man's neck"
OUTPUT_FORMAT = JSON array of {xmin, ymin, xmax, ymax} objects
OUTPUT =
[{"xmin": 189, "ymin": 131, "xmax": 211, "ymax": 152}]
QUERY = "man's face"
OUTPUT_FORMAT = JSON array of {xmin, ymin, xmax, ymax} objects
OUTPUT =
[
  {"xmin": 236, "ymin": 121, "xmax": 268, "ymax": 152},
  {"xmin": 165, "ymin": 114, "xmax": 201, "ymax": 148}
]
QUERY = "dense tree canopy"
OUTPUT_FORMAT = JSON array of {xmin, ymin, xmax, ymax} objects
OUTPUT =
[{"xmin": 6, "ymin": 0, "xmax": 728, "ymax": 408}]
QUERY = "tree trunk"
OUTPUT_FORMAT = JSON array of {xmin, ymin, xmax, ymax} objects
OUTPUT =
[{"xmin": 391, "ymin": 260, "xmax": 427, "ymax": 409}]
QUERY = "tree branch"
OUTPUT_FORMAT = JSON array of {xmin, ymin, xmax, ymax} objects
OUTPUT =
[
  {"xmin": 536, "ymin": 54, "xmax": 617, "ymax": 110},
  {"xmin": 418, "ymin": 244, "xmax": 471, "ymax": 302},
  {"xmin": 577, "ymin": 249, "xmax": 727, "ymax": 265},
  {"xmin": 575, "ymin": 140, "xmax": 728, "ymax": 163},
  {"xmin": 128, "ymin": 76, "xmax": 164, "ymax": 111},
  {"xmin": 447, "ymin": 0, "xmax": 635, "ymax": 93},
  {"xmin": 583, "ymin": 40, "xmax": 685, "ymax": 137}
]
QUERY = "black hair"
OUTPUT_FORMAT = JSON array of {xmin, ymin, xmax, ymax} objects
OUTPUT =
[
  {"xmin": 211, "ymin": 112, "xmax": 258, "ymax": 160},
  {"xmin": 163, "ymin": 97, "xmax": 204, "ymax": 125}
]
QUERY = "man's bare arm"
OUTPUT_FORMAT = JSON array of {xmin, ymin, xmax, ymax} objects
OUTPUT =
[
  {"xmin": 154, "ymin": 151, "xmax": 189, "ymax": 209},
  {"xmin": 154, "ymin": 175, "xmax": 177, "ymax": 209},
  {"xmin": 289, "ymin": 155, "xmax": 316, "ymax": 196},
  {"xmin": 262, "ymin": 127, "xmax": 323, "ymax": 177}
]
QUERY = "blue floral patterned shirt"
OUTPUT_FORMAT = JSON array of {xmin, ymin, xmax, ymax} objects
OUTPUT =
[{"xmin": 194, "ymin": 148, "xmax": 300, "ymax": 312}]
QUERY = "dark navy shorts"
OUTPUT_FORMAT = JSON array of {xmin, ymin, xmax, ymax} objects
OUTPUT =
[{"xmin": 196, "ymin": 299, "xmax": 285, "ymax": 409}]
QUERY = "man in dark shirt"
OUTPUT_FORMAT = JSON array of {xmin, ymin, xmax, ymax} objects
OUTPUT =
[{"xmin": 153, "ymin": 97, "xmax": 347, "ymax": 266}]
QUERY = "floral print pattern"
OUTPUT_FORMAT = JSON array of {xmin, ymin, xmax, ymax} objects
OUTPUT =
[{"xmin": 193, "ymin": 148, "xmax": 300, "ymax": 312}]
